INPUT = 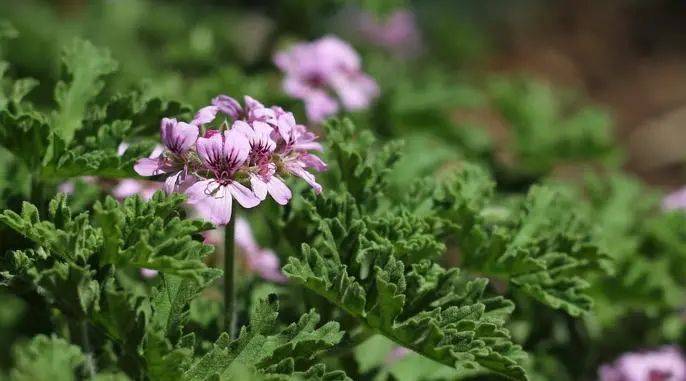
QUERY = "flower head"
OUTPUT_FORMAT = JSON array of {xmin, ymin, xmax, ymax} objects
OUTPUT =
[
  {"xmin": 185, "ymin": 128, "xmax": 260, "ymax": 225},
  {"xmin": 134, "ymin": 118, "xmax": 198, "ymax": 193},
  {"xmin": 599, "ymin": 346, "xmax": 686, "ymax": 381},
  {"xmin": 134, "ymin": 95, "xmax": 326, "ymax": 225},
  {"xmin": 274, "ymin": 35, "xmax": 379, "ymax": 123}
]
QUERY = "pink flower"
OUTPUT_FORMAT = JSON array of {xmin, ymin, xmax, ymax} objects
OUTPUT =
[
  {"xmin": 357, "ymin": 10, "xmax": 422, "ymax": 57},
  {"xmin": 134, "ymin": 118, "xmax": 198, "ymax": 193},
  {"xmin": 599, "ymin": 346, "xmax": 686, "ymax": 381},
  {"xmin": 275, "ymin": 112, "xmax": 327, "ymax": 193},
  {"xmin": 663, "ymin": 187, "xmax": 686, "ymax": 211},
  {"xmin": 133, "ymin": 95, "xmax": 326, "ymax": 226},
  {"xmin": 208, "ymin": 95, "xmax": 276, "ymax": 126},
  {"xmin": 232, "ymin": 120, "xmax": 292, "ymax": 205},
  {"xmin": 274, "ymin": 35, "xmax": 379, "ymax": 122},
  {"xmin": 184, "ymin": 128, "xmax": 260, "ymax": 225},
  {"xmin": 112, "ymin": 179, "xmax": 161, "ymax": 201},
  {"xmin": 212, "ymin": 95, "xmax": 243, "ymax": 120},
  {"xmin": 235, "ymin": 218, "xmax": 287, "ymax": 283},
  {"xmin": 202, "ymin": 218, "xmax": 286, "ymax": 283}
]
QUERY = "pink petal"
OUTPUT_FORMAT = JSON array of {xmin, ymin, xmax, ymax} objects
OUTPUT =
[
  {"xmin": 276, "ymin": 112, "xmax": 296, "ymax": 139},
  {"xmin": 228, "ymin": 181, "xmax": 261, "ymax": 208},
  {"xmin": 231, "ymin": 120, "xmax": 254, "ymax": 137},
  {"xmin": 192, "ymin": 106, "xmax": 220, "ymax": 126},
  {"xmin": 174, "ymin": 122, "xmax": 200, "ymax": 153},
  {"xmin": 266, "ymin": 176, "xmax": 292, "ymax": 205},
  {"xmin": 223, "ymin": 129, "xmax": 251, "ymax": 165},
  {"xmin": 244, "ymin": 95, "xmax": 266, "ymax": 112},
  {"xmin": 249, "ymin": 174, "xmax": 269, "ymax": 200},
  {"xmin": 212, "ymin": 94, "xmax": 243, "ymax": 119},
  {"xmin": 58, "ymin": 181, "xmax": 75, "ymax": 195},
  {"xmin": 164, "ymin": 170, "xmax": 183, "ymax": 194},
  {"xmin": 134, "ymin": 157, "xmax": 168, "ymax": 177},
  {"xmin": 250, "ymin": 250, "xmax": 287, "ymax": 283},
  {"xmin": 160, "ymin": 118, "xmax": 177, "ymax": 146},
  {"xmin": 235, "ymin": 217, "xmax": 259, "ymax": 253},
  {"xmin": 186, "ymin": 180, "xmax": 234, "ymax": 226},
  {"xmin": 203, "ymin": 228, "xmax": 223, "ymax": 245},
  {"xmin": 286, "ymin": 162, "xmax": 322, "ymax": 194},
  {"xmin": 252, "ymin": 121, "xmax": 276, "ymax": 151},
  {"xmin": 305, "ymin": 91, "xmax": 339, "ymax": 123},
  {"xmin": 196, "ymin": 134, "xmax": 225, "ymax": 167},
  {"xmin": 150, "ymin": 144, "xmax": 165, "ymax": 158},
  {"xmin": 112, "ymin": 179, "xmax": 143, "ymax": 199},
  {"xmin": 331, "ymin": 72, "xmax": 379, "ymax": 111},
  {"xmin": 300, "ymin": 153, "xmax": 328, "ymax": 172},
  {"xmin": 663, "ymin": 187, "xmax": 686, "ymax": 211}
]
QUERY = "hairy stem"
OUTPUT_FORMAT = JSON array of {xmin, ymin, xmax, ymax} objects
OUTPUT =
[
  {"xmin": 224, "ymin": 211, "xmax": 236, "ymax": 338},
  {"xmin": 80, "ymin": 320, "xmax": 97, "ymax": 379}
]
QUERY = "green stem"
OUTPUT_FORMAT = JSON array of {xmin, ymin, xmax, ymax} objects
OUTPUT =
[
  {"xmin": 80, "ymin": 320, "xmax": 97, "ymax": 379},
  {"xmin": 224, "ymin": 210, "xmax": 236, "ymax": 338}
]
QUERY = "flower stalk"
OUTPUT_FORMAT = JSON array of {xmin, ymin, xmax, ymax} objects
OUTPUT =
[
  {"xmin": 224, "ymin": 211, "xmax": 236, "ymax": 338},
  {"xmin": 80, "ymin": 320, "xmax": 97, "ymax": 380}
]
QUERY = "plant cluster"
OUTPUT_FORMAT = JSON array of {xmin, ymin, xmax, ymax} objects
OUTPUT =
[{"xmin": 0, "ymin": 1, "xmax": 685, "ymax": 381}]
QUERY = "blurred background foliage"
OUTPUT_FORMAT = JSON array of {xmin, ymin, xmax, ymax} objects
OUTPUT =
[{"xmin": 1, "ymin": 0, "xmax": 686, "ymax": 380}]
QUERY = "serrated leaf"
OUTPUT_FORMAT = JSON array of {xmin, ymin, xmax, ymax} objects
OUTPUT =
[
  {"xmin": 8, "ymin": 335, "xmax": 85, "ymax": 381},
  {"xmin": 52, "ymin": 39, "xmax": 117, "ymax": 145},
  {"xmin": 432, "ymin": 165, "xmax": 609, "ymax": 316},
  {"xmin": 184, "ymin": 295, "xmax": 346, "ymax": 381}
]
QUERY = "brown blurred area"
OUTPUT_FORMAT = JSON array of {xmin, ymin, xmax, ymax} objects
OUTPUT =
[{"xmin": 488, "ymin": 0, "xmax": 686, "ymax": 188}]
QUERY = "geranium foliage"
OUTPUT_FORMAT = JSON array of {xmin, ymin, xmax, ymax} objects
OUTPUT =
[{"xmin": 2, "ymin": 3, "xmax": 686, "ymax": 381}]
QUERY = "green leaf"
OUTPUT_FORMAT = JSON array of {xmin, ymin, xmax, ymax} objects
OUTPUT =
[
  {"xmin": 432, "ymin": 165, "xmax": 609, "ymax": 316},
  {"xmin": 0, "ymin": 192, "xmax": 217, "ymax": 282},
  {"xmin": 488, "ymin": 77, "xmax": 617, "ymax": 176},
  {"xmin": 0, "ymin": 110, "xmax": 49, "ymax": 170},
  {"xmin": 92, "ymin": 192, "xmax": 218, "ymax": 281},
  {"xmin": 184, "ymin": 295, "xmax": 346, "ymax": 381},
  {"xmin": 52, "ymin": 39, "xmax": 117, "ymax": 145},
  {"xmin": 282, "ymin": 121, "xmax": 526, "ymax": 380},
  {"xmin": 8, "ymin": 335, "xmax": 85, "ymax": 381},
  {"xmin": 284, "ymin": 226, "xmax": 526, "ymax": 380}
]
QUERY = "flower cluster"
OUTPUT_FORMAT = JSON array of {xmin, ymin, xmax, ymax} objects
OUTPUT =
[
  {"xmin": 599, "ymin": 346, "xmax": 686, "ymax": 381},
  {"xmin": 274, "ymin": 35, "xmax": 379, "ymax": 123},
  {"xmin": 134, "ymin": 95, "xmax": 326, "ymax": 225}
]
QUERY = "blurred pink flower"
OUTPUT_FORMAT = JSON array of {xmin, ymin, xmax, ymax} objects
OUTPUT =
[
  {"xmin": 203, "ymin": 217, "xmax": 286, "ymax": 283},
  {"xmin": 140, "ymin": 268, "xmax": 159, "ymax": 279},
  {"xmin": 112, "ymin": 179, "xmax": 160, "ymax": 201},
  {"xmin": 663, "ymin": 187, "xmax": 686, "ymax": 211},
  {"xmin": 357, "ymin": 10, "xmax": 421, "ymax": 57},
  {"xmin": 385, "ymin": 346, "xmax": 411, "ymax": 364},
  {"xmin": 274, "ymin": 35, "xmax": 379, "ymax": 122},
  {"xmin": 599, "ymin": 346, "xmax": 686, "ymax": 381}
]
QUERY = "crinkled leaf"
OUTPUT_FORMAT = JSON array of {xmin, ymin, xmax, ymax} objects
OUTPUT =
[
  {"xmin": 184, "ymin": 295, "xmax": 346, "ymax": 381},
  {"xmin": 432, "ymin": 165, "xmax": 609, "ymax": 316},
  {"xmin": 52, "ymin": 38, "xmax": 117, "ymax": 145}
]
